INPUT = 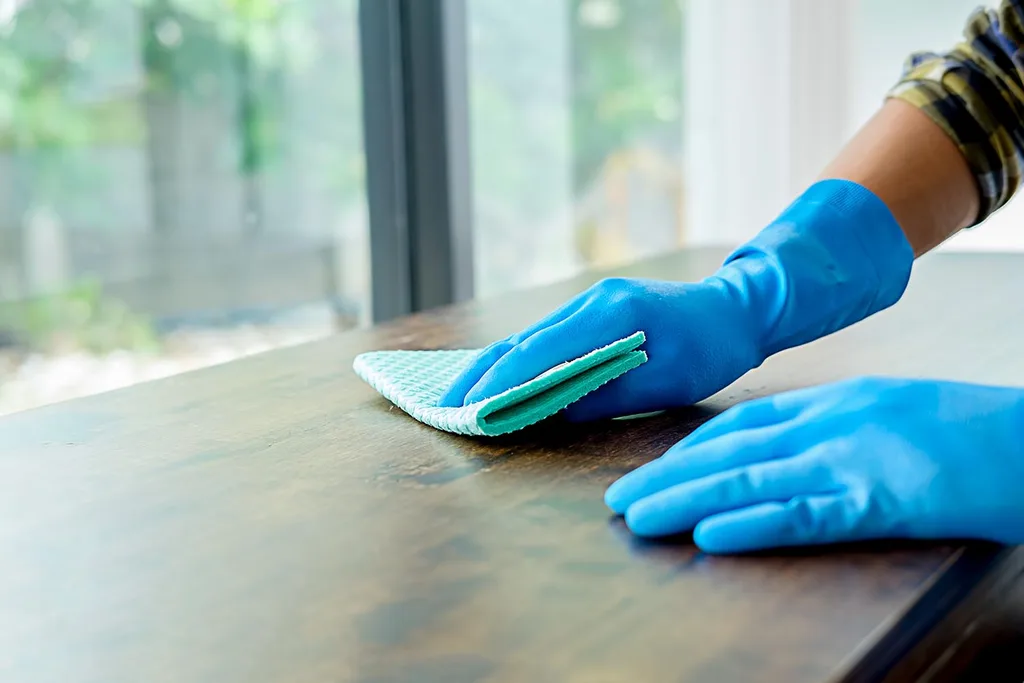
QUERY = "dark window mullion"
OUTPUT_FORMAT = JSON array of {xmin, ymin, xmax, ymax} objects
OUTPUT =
[{"xmin": 358, "ymin": 0, "xmax": 473, "ymax": 323}]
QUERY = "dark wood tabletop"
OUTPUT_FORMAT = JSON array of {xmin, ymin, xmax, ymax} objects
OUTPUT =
[{"xmin": 1, "ymin": 249, "xmax": 1023, "ymax": 683}]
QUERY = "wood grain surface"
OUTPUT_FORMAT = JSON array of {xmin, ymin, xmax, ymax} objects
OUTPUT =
[{"xmin": 1, "ymin": 249, "xmax": 1022, "ymax": 683}]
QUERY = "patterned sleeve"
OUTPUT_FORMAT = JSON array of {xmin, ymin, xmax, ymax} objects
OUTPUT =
[{"xmin": 888, "ymin": 1, "xmax": 1024, "ymax": 224}]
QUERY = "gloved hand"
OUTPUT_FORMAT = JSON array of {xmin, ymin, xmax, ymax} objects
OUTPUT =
[
  {"xmin": 439, "ymin": 179, "xmax": 914, "ymax": 421},
  {"xmin": 605, "ymin": 376, "xmax": 1024, "ymax": 553}
]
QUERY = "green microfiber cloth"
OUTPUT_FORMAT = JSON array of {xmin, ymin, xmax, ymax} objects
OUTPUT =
[{"xmin": 353, "ymin": 331, "xmax": 647, "ymax": 436}]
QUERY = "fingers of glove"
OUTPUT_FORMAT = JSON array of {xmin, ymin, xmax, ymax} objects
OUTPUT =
[
  {"xmin": 436, "ymin": 294, "xmax": 591, "ymax": 407},
  {"xmin": 463, "ymin": 310, "xmax": 629, "ymax": 405},
  {"xmin": 693, "ymin": 493, "xmax": 868, "ymax": 554},
  {"xmin": 622, "ymin": 455, "xmax": 837, "ymax": 538},
  {"xmin": 605, "ymin": 421, "xmax": 818, "ymax": 514},
  {"xmin": 679, "ymin": 383, "xmax": 838, "ymax": 449},
  {"xmin": 437, "ymin": 338, "xmax": 517, "ymax": 407}
]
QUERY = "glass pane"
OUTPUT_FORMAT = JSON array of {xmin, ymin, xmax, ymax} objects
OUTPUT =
[
  {"xmin": 0, "ymin": 0, "xmax": 369, "ymax": 416},
  {"xmin": 468, "ymin": 0, "xmax": 685, "ymax": 297}
]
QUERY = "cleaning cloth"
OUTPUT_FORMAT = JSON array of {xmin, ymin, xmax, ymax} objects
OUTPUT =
[{"xmin": 353, "ymin": 331, "xmax": 647, "ymax": 436}]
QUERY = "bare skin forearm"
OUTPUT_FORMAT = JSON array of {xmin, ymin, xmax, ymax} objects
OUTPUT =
[{"xmin": 819, "ymin": 98, "xmax": 979, "ymax": 257}]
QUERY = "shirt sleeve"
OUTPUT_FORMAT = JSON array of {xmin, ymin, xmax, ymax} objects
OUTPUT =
[{"xmin": 888, "ymin": 1, "xmax": 1024, "ymax": 224}]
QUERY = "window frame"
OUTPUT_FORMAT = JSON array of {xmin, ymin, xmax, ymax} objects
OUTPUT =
[{"xmin": 358, "ymin": 0, "xmax": 475, "ymax": 322}]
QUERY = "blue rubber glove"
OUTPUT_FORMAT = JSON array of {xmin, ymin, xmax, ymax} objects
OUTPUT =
[
  {"xmin": 605, "ymin": 376, "xmax": 1024, "ymax": 553},
  {"xmin": 439, "ymin": 179, "xmax": 914, "ymax": 420}
]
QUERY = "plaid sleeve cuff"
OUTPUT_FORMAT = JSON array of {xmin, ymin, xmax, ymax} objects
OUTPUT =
[
  {"xmin": 887, "ymin": 69, "xmax": 1007, "ymax": 224},
  {"xmin": 886, "ymin": 3, "xmax": 1024, "ymax": 225}
]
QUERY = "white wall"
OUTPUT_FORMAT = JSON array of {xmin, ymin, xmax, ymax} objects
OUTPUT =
[
  {"xmin": 848, "ymin": 0, "xmax": 981, "ymax": 136},
  {"xmin": 683, "ymin": 0, "xmax": 853, "ymax": 246},
  {"xmin": 685, "ymin": 0, "xmax": 1024, "ymax": 251}
]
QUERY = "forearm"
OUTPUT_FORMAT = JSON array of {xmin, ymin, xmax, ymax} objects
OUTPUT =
[
  {"xmin": 879, "ymin": 1, "xmax": 1024, "ymax": 243},
  {"xmin": 819, "ymin": 99, "xmax": 979, "ymax": 257}
]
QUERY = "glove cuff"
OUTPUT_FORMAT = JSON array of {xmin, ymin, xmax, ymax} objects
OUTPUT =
[
  {"xmin": 792, "ymin": 179, "xmax": 915, "ymax": 310},
  {"xmin": 715, "ymin": 179, "xmax": 915, "ymax": 358}
]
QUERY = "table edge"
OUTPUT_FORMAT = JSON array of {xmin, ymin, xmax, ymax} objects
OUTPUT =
[{"xmin": 833, "ymin": 544, "xmax": 1024, "ymax": 682}]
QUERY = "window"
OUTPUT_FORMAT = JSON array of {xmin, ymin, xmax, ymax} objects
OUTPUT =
[
  {"xmin": 0, "ymin": 0, "xmax": 368, "ymax": 415},
  {"xmin": 468, "ymin": 0, "xmax": 685, "ymax": 297}
]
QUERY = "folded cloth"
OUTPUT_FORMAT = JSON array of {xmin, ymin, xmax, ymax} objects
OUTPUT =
[{"xmin": 353, "ymin": 331, "xmax": 647, "ymax": 436}]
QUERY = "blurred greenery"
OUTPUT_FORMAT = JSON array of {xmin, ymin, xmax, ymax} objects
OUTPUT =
[
  {"xmin": 0, "ymin": 279, "xmax": 160, "ymax": 353},
  {"xmin": 468, "ymin": 0, "xmax": 684, "ymax": 293},
  {"xmin": 468, "ymin": 0, "xmax": 682, "ymax": 215},
  {"xmin": 0, "ymin": 0, "xmax": 318, "ymax": 174},
  {"xmin": 571, "ymin": 0, "xmax": 684, "ymax": 193},
  {"xmin": 0, "ymin": 0, "xmax": 359, "ymax": 352}
]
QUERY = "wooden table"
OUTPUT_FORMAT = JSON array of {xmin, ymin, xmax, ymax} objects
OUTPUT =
[{"xmin": 1, "ymin": 250, "xmax": 1022, "ymax": 683}]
